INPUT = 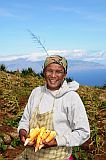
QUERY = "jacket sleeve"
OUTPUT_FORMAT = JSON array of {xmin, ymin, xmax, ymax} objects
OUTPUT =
[
  {"xmin": 17, "ymin": 89, "xmax": 36, "ymax": 134},
  {"xmin": 56, "ymin": 92, "xmax": 90, "ymax": 147}
]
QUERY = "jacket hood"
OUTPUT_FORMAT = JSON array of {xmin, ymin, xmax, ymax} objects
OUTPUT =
[{"xmin": 45, "ymin": 80, "xmax": 79, "ymax": 98}]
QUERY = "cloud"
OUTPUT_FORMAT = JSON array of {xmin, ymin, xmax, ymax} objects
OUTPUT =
[
  {"xmin": 84, "ymin": 51, "xmax": 106, "ymax": 62},
  {"xmin": 0, "ymin": 50, "xmax": 106, "ymax": 65},
  {"xmin": 48, "ymin": 50, "xmax": 67, "ymax": 55},
  {"xmin": 47, "ymin": 49, "xmax": 106, "ymax": 65},
  {"xmin": 47, "ymin": 49, "xmax": 86, "ymax": 57},
  {"xmin": 46, "ymin": 49, "xmax": 106, "ymax": 64},
  {"xmin": 26, "ymin": 53, "xmax": 46, "ymax": 61},
  {"xmin": 47, "ymin": 49, "xmax": 87, "ymax": 59},
  {"xmin": 0, "ymin": 52, "xmax": 47, "ymax": 62},
  {"xmin": 0, "ymin": 54, "xmax": 29, "ymax": 61},
  {"xmin": 70, "ymin": 49, "xmax": 87, "ymax": 58}
]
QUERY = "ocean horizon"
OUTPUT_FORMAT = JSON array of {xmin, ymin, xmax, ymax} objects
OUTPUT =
[{"xmin": 67, "ymin": 69, "xmax": 106, "ymax": 87}]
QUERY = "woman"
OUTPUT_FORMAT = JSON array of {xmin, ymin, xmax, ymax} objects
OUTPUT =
[{"xmin": 17, "ymin": 55, "xmax": 90, "ymax": 160}]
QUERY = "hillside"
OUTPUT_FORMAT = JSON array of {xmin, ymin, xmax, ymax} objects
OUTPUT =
[
  {"xmin": 0, "ymin": 58, "xmax": 106, "ymax": 86},
  {"xmin": 0, "ymin": 70, "xmax": 106, "ymax": 160}
]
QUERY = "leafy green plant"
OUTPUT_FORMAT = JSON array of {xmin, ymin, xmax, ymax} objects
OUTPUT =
[
  {"xmin": 72, "ymin": 147, "xmax": 80, "ymax": 160},
  {"xmin": 0, "ymin": 144, "xmax": 7, "ymax": 152},
  {"xmin": 4, "ymin": 118, "xmax": 20, "ymax": 127},
  {"xmin": 20, "ymin": 67, "xmax": 37, "ymax": 77},
  {"xmin": 0, "ymin": 64, "xmax": 6, "ymax": 71},
  {"xmin": 23, "ymin": 80, "xmax": 30, "ymax": 87},
  {"xmin": 100, "ymin": 101, "xmax": 106, "ymax": 109},
  {"xmin": 90, "ymin": 123, "xmax": 101, "ymax": 153},
  {"xmin": 72, "ymin": 146, "xmax": 89, "ymax": 160},
  {"xmin": 11, "ymin": 138, "xmax": 21, "ymax": 147}
]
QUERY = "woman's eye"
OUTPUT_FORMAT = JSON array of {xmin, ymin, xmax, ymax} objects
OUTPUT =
[
  {"xmin": 48, "ymin": 70, "xmax": 53, "ymax": 73},
  {"xmin": 56, "ymin": 71, "xmax": 63, "ymax": 74},
  {"xmin": 46, "ymin": 70, "xmax": 64, "ymax": 75}
]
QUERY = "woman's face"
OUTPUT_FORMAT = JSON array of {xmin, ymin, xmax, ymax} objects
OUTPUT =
[{"xmin": 44, "ymin": 63, "xmax": 66, "ymax": 90}]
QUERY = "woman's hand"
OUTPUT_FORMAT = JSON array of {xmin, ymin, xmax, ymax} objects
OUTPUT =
[
  {"xmin": 27, "ymin": 141, "xmax": 35, "ymax": 146},
  {"xmin": 19, "ymin": 129, "xmax": 57, "ymax": 148},
  {"xmin": 19, "ymin": 129, "xmax": 27, "ymax": 145},
  {"xmin": 42, "ymin": 138, "xmax": 57, "ymax": 148},
  {"xmin": 19, "ymin": 129, "xmax": 36, "ymax": 146}
]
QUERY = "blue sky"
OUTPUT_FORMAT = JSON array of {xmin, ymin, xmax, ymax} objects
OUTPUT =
[{"xmin": 0, "ymin": 0, "xmax": 106, "ymax": 64}]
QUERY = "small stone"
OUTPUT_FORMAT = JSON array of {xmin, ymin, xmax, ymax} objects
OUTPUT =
[
  {"xmin": 8, "ymin": 145, "xmax": 15, "ymax": 149},
  {"xmin": 0, "ymin": 137, "xmax": 4, "ymax": 145},
  {"xmin": 3, "ymin": 134, "xmax": 12, "ymax": 145},
  {"xmin": 9, "ymin": 132, "xmax": 19, "ymax": 139}
]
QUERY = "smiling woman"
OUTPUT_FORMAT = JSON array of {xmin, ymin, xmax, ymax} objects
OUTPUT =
[{"xmin": 16, "ymin": 55, "xmax": 90, "ymax": 160}]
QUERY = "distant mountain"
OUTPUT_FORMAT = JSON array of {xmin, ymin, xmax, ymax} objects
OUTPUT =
[
  {"xmin": 0, "ymin": 57, "xmax": 106, "ymax": 72},
  {"xmin": 0, "ymin": 58, "xmax": 43, "ymax": 73},
  {"xmin": 0, "ymin": 57, "xmax": 106, "ymax": 86},
  {"xmin": 68, "ymin": 59, "xmax": 106, "ymax": 71}
]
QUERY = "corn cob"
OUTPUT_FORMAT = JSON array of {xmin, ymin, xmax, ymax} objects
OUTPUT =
[
  {"xmin": 38, "ymin": 129, "xmax": 51, "ymax": 150},
  {"xmin": 24, "ymin": 126, "xmax": 56, "ymax": 152},
  {"xmin": 35, "ymin": 127, "xmax": 46, "ymax": 152},
  {"xmin": 24, "ymin": 127, "xmax": 40, "ymax": 146},
  {"xmin": 45, "ymin": 131, "xmax": 56, "ymax": 143}
]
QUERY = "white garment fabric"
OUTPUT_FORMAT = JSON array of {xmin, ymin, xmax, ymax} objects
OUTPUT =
[{"xmin": 18, "ymin": 80, "xmax": 90, "ymax": 147}]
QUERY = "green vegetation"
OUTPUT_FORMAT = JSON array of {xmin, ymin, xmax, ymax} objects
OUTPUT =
[
  {"xmin": 0, "ymin": 64, "xmax": 7, "ymax": 71},
  {"xmin": 0, "ymin": 144, "xmax": 7, "ymax": 152},
  {"xmin": 11, "ymin": 138, "xmax": 21, "ymax": 148},
  {"xmin": 0, "ymin": 68, "xmax": 106, "ymax": 160},
  {"xmin": 21, "ymin": 67, "xmax": 37, "ymax": 77}
]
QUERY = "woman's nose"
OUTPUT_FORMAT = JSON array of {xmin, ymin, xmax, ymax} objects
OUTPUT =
[{"xmin": 51, "ymin": 71, "xmax": 57, "ymax": 77}]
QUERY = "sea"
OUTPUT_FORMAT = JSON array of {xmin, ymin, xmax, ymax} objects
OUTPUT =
[{"xmin": 67, "ymin": 69, "xmax": 106, "ymax": 87}]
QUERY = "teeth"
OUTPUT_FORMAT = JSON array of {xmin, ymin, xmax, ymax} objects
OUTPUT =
[
  {"xmin": 50, "ymin": 81, "xmax": 56, "ymax": 83},
  {"xmin": 50, "ymin": 79, "xmax": 56, "ymax": 82}
]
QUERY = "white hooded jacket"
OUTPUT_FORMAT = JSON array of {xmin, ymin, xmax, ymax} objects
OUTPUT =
[{"xmin": 18, "ymin": 80, "xmax": 90, "ymax": 147}]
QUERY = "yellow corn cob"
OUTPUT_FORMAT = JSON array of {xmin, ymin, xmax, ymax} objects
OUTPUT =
[
  {"xmin": 38, "ymin": 129, "xmax": 51, "ymax": 150},
  {"xmin": 35, "ymin": 134, "xmax": 41, "ymax": 152},
  {"xmin": 35, "ymin": 127, "xmax": 46, "ymax": 152},
  {"xmin": 45, "ymin": 131, "xmax": 56, "ymax": 143},
  {"xmin": 40, "ymin": 129, "xmax": 51, "ymax": 142},
  {"xmin": 24, "ymin": 126, "xmax": 56, "ymax": 152},
  {"xmin": 24, "ymin": 127, "xmax": 40, "ymax": 146}
]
